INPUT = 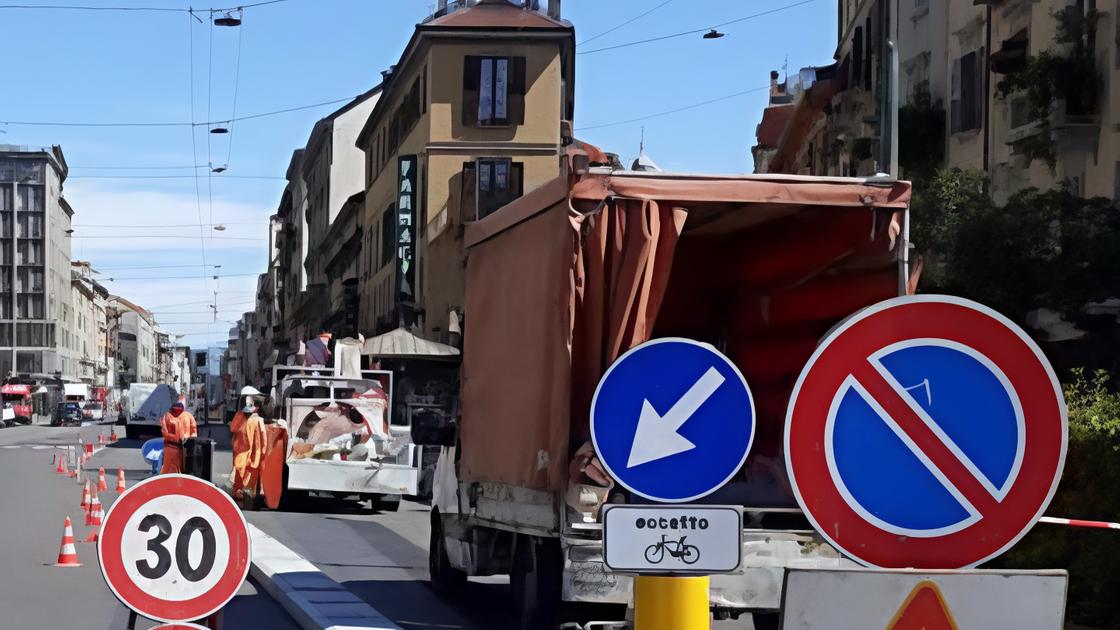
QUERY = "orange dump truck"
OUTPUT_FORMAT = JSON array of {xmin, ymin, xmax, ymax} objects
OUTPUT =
[{"xmin": 420, "ymin": 167, "xmax": 913, "ymax": 628}]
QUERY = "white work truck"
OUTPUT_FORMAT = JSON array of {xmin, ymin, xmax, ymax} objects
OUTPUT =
[
  {"xmin": 272, "ymin": 365, "xmax": 419, "ymax": 511},
  {"xmin": 124, "ymin": 382, "xmax": 176, "ymax": 439}
]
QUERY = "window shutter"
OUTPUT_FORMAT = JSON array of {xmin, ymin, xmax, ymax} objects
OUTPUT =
[
  {"xmin": 462, "ymin": 56, "xmax": 480, "ymax": 126},
  {"xmin": 974, "ymin": 46, "xmax": 985, "ymax": 132},
  {"xmin": 510, "ymin": 57, "xmax": 527, "ymax": 124},
  {"xmin": 951, "ymin": 56, "xmax": 961, "ymax": 133}
]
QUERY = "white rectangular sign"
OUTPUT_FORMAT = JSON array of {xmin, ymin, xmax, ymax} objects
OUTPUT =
[
  {"xmin": 781, "ymin": 568, "xmax": 1067, "ymax": 630},
  {"xmin": 602, "ymin": 505, "xmax": 742, "ymax": 574}
]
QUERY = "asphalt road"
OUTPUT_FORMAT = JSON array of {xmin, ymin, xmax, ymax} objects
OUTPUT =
[
  {"xmin": 0, "ymin": 420, "xmax": 754, "ymax": 629},
  {"xmin": 0, "ymin": 422, "xmax": 298, "ymax": 630}
]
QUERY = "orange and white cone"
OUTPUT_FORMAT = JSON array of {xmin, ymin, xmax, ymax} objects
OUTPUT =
[
  {"xmin": 85, "ymin": 492, "xmax": 97, "ymax": 526},
  {"xmin": 110, "ymin": 427, "xmax": 117, "ymax": 442},
  {"xmin": 80, "ymin": 480, "xmax": 90, "ymax": 510},
  {"xmin": 56, "ymin": 453, "xmax": 68, "ymax": 475},
  {"xmin": 97, "ymin": 467, "xmax": 107, "ymax": 492},
  {"xmin": 52, "ymin": 516, "xmax": 82, "ymax": 567},
  {"xmin": 115, "ymin": 467, "xmax": 126, "ymax": 493},
  {"xmin": 88, "ymin": 493, "xmax": 102, "ymax": 527}
]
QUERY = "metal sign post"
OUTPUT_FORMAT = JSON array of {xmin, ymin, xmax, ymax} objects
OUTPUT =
[{"xmin": 591, "ymin": 338, "xmax": 756, "ymax": 629}]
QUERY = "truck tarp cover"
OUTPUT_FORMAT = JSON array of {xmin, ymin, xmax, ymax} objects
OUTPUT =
[{"xmin": 462, "ymin": 172, "xmax": 911, "ymax": 495}]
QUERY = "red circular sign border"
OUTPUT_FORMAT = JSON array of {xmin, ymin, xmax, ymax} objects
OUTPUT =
[
  {"xmin": 97, "ymin": 474, "xmax": 251, "ymax": 623},
  {"xmin": 784, "ymin": 294, "xmax": 1068, "ymax": 569}
]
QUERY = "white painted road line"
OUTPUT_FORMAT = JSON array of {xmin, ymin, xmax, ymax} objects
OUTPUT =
[{"xmin": 248, "ymin": 523, "xmax": 402, "ymax": 630}]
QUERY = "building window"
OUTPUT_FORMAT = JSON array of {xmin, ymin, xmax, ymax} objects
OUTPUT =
[
  {"xmin": 951, "ymin": 49, "xmax": 984, "ymax": 133},
  {"xmin": 474, "ymin": 159, "xmax": 523, "ymax": 220},
  {"xmin": 463, "ymin": 56, "xmax": 526, "ymax": 127},
  {"xmin": 380, "ymin": 205, "xmax": 395, "ymax": 268}
]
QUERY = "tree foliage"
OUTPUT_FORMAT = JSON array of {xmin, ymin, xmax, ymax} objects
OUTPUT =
[
  {"xmin": 990, "ymin": 369, "xmax": 1120, "ymax": 628},
  {"xmin": 911, "ymin": 169, "xmax": 1120, "ymax": 328}
]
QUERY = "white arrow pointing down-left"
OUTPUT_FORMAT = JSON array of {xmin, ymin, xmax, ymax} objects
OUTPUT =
[{"xmin": 626, "ymin": 366, "xmax": 726, "ymax": 468}]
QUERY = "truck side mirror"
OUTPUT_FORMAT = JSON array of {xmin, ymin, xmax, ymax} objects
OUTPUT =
[{"xmin": 410, "ymin": 410, "xmax": 456, "ymax": 447}]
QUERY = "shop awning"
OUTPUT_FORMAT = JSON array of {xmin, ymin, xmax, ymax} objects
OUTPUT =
[{"xmin": 362, "ymin": 327, "xmax": 460, "ymax": 360}]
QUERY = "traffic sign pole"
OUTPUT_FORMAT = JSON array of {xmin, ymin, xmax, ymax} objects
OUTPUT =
[
  {"xmin": 591, "ymin": 338, "xmax": 756, "ymax": 629},
  {"xmin": 634, "ymin": 575, "xmax": 710, "ymax": 630}
]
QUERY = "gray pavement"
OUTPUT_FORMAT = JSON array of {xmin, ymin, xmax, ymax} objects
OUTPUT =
[
  {"xmin": 0, "ymin": 421, "xmax": 754, "ymax": 629},
  {"xmin": 0, "ymin": 422, "xmax": 299, "ymax": 629}
]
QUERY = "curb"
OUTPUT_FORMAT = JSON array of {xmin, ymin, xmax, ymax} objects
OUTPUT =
[{"xmin": 248, "ymin": 523, "xmax": 402, "ymax": 630}]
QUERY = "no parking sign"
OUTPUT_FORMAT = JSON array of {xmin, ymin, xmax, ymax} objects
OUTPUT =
[{"xmin": 785, "ymin": 295, "xmax": 1067, "ymax": 568}]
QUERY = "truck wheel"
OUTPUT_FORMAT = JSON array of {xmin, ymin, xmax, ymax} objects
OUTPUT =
[
  {"xmin": 371, "ymin": 495, "xmax": 401, "ymax": 512},
  {"xmin": 510, "ymin": 536, "xmax": 562, "ymax": 630},
  {"xmin": 428, "ymin": 509, "xmax": 466, "ymax": 593},
  {"xmin": 752, "ymin": 612, "xmax": 780, "ymax": 630}
]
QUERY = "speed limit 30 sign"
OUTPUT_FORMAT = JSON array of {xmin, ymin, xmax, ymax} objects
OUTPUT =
[{"xmin": 97, "ymin": 474, "xmax": 251, "ymax": 623}]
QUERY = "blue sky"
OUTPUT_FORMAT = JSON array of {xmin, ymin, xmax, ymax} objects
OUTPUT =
[{"xmin": 0, "ymin": 0, "xmax": 837, "ymax": 347}]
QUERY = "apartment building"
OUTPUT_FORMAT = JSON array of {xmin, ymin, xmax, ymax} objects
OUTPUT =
[
  {"xmin": 757, "ymin": 0, "xmax": 1118, "ymax": 204},
  {"xmin": 0, "ymin": 145, "xmax": 75, "ymax": 378},
  {"xmin": 109, "ymin": 296, "xmax": 158, "ymax": 387},
  {"xmin": 67, "ymin": 262, "xmax": 110, "ymax": 384},
  {"xmin": 964, "ymin": 0, "xmax": 1119, "ymax": 201},
  {"xmin": 354, "ymin": 0, "xmax": 573, "ymax": 341}
]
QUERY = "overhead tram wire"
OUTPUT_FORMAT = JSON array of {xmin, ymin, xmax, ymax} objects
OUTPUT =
[
  {"xmin": 68, "ymin": 174, "xmax": 284, "ymax": 179},
  {"xmin": 206, "ymin": 9, "xmax": 215, "ymax": 229},
  {"xmin": 188, "ymin": 8, "xmax": 211, "ymax": 313},
  {"xmin": 578, "ymin": 0, "xmax": 819, "ymax": 55},
  {"xmin": 0, "ymin": 94, "xmax": 364, "ymax": 128},
  {"xmin": 576, "ymin": 85, "xmax": 770, "ymax": 131},
  {"xmin": 577, "ymin": 0, "xmax": 676, "ymax": 46},
  {"xmin": 0, "ymin": 0, "xmax": 291, "ymax": 12},
  {"xmin": 225, "ymin": 8, "xmax": 245, "ymax": 167}
]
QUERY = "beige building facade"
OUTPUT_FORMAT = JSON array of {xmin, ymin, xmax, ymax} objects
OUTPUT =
[{"xmin": 355, "ymin": 0, "xmax": 574, "ymax": 342}]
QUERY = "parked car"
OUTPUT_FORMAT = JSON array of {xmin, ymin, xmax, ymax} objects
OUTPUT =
[
  {"xmin": 82, "ymin": 401, "xmax": 105, "ymax": 422},
  {"xmin": 53, "ymin": 402, "xmax": 84, "ymax": 427}
]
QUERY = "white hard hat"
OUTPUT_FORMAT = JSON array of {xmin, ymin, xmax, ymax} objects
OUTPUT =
[{"xmin": 240, "ymin": 386, "xmax": 262, "ymax": 396}]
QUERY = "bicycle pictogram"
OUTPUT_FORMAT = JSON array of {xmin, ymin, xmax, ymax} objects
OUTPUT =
[{"xmin": 643, "ymin": 535, "xmax": 700, "ymax": 565}]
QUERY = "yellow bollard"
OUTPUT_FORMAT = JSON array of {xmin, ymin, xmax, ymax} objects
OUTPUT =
[{"xmin": 634, "ymin": 575, "xmax": 710, "ymax": 630}]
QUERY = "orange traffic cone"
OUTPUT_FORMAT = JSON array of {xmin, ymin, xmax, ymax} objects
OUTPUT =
[
  {"xmin": 56, "ymin": 453, "xmax": 68, "ymax": 475},
  {"xmin": 80, "ymin": 480, "xmax": 90, "ymax": 510},
  {"xmin": 116, "ymin": 467, "xmax": 126, "ymax": 493},
  {"xmin": 97, "ymin": 467, "xmax": 107, "ymax": 492},
  {"xmin": 110, "ymin": 427, "xmax": 117, "ymax": 442},
  {"xmin": 85, "ymin": 492, "xmax": 96, "ymax": 526},
  {"xmin": 52, "ymin": 516, "xmax": 82, "ymax": 567},
  {"xmin": 87, "ymin": 493, "xmax": 102, "ymax": 528}
]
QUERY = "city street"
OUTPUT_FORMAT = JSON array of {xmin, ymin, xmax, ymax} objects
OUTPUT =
[
  {"xmin": 0, "ymin": 422, "xmax": 297, "ymax": 630},
  {"xmin": 0, "ymin": 419, "xmax": 757, "ymax": 629}
]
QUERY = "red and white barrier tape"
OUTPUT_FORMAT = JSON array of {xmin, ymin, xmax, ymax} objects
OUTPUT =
[{"xmin": 1039, "ymin": 516, "xmax": 1120, "ymax": 530}]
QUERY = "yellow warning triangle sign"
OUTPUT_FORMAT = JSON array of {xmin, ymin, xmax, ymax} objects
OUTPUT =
[{"xmin": 886, "ymin": 581, "xmax": 959, "ymax": 630}]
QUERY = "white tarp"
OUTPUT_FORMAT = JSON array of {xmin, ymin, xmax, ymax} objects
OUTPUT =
[{"xmin": 781, "ymin": 567, "xmax": 1067, "ymax": 630}]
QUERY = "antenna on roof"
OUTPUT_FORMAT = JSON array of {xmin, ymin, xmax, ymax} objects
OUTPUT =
[
  {"xmin": 782, "ymin": 55, "xmax": 789, "ymax": 82},
  {"xmin": 639, "ymin": 126, "xmax": 645, "ymax": 153}
]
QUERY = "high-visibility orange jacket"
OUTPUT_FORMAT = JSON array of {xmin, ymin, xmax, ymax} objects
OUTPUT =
[
  {"xmin": 160, "ymin": 410, "xmax": 198, "ymax": 474},
  {"xmin": 231, "ymin": 412, "xmax": 266, "ymax": 497}
]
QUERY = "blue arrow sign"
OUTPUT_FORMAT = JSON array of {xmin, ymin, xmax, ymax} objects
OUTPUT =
[{"xmin": 591, "ymin": 338, "xmax": 756, "ymax": 503}]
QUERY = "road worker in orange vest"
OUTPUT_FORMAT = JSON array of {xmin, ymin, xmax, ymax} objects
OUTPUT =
[
  {"xmin": 160, "ymin": 397, "xmax": 198, "ymax": 474},
  {"xmin": 230, "ymin": 386, "xmax": 267, "ymax": 501}
]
